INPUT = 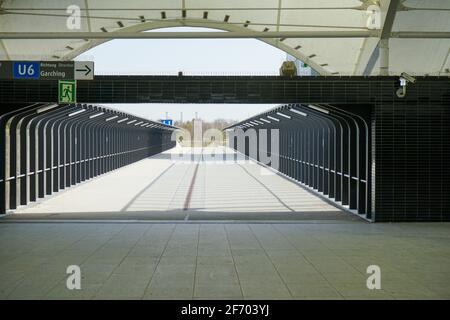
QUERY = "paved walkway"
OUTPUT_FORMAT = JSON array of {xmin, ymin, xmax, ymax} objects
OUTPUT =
[
  {"xmin": 0, "ymin": 222, "xmax": 449, "ymax": 299},
  {"xmin": 9, "ymin": 146, "xmax": 352, "ymax": 221}
]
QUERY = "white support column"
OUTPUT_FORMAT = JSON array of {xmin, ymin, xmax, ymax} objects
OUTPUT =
[{"xmin": 379, "ymin": 38, "xmax": 389, "ymax": 75}]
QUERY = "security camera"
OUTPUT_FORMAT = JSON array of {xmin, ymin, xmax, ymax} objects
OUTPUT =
[
  {"xmin": 396, "ymin": 72, "xmax": 416, "ymax": 98},
  {"xmin": 400, "ymin": 72, "xmax": 416, "ymax": 84}
]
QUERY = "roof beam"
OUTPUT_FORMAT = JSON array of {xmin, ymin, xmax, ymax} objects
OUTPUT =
[
  {"xmin": 1, "ymin": 30, "xmax": 447, "ymax": 40},
  {"xmin": 0, "ymin": 31, "xmax": 377, "ymax": 39},
  {"xmin": 84, "ymin": 0, "xmax": 92, "ymax": 33},
  {"xmin": 379, "ymin": 0, "xmax": 400, "ymax": 75},
  {"xmin": 380, "ymin": 0, "xmax": 400, "ymax": 40},
  {"xmin": 356, "ymin": 0, "xmax": 401, "ymax": 75}
]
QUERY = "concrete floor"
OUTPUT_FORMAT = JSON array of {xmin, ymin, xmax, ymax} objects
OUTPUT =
[
  {"xmin": 0, "ymin": 222, "xmax": 449, "ymax": 300},
  {"xmin": 1, "ymin": 146, "xmax": 449, "ymax": 300}
]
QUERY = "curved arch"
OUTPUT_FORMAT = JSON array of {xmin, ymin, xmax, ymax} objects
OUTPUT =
[{"xmin": 63, "ymin": 19, "xmax": 331, "ymax": 75}]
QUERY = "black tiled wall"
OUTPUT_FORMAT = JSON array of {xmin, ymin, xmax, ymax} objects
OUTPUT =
[{"xmin": 372, "ymin": 81, "xmax": 450, "ymax": 221}]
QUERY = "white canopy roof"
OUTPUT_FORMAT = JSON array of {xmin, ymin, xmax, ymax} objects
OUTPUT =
[{"xmin": 0, "ymin": 0, "xmax": 449, "ymax": 75}]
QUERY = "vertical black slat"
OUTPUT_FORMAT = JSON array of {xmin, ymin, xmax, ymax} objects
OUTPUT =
[
  {"xmin": 104, "ymin": 125, "xmax": 111, "ymax": 173},
  {"xmin": 99, "ymin": 123, "xmax": 106, "ymax": 175},
  {"xmin": 18, "ymin": 117, "xmax": 28, "ymax": 206},
  {"xmin": 8, "ymin": 115, "xmax": 20, "ymax": 209},
  {"xmin": 113, "ymin": 125, "xmax": 118, "ymax": 170},
  {"xmin": 116, "ymin": 127, "xmax": 120, "ymax": 169},
  {"xmin": 326, "ymin": 107, "xmax": 359, "ymax": 210},
  {"xmin": 74, "ymin": 120, "xmax": 82, "ymax": 184},
  {"xmin": 290, "ymin": 129, "xmax": 295, "ymax": 180},
  {"xmin": 280, "ymin": 129, "xmax": 285, "ymax": 174},
  {"xmin": 294, "ymin": 129, "xmax": 299, "ymax": 181},
  {"xmin": 81, "ymin": 118, "xmax": 89, "ymax": 181},
  {"xmin": 57, "ymin": 118, "xmax": 66, "ymax": 190},
  {"xmin": 28, "ymin": 116, "xmax": 38, "ymax": 202},
  {"xmin": 286, "ymin": 129, "xmax": 290, "ymax": 176},
  {"xmin": 323, "ymin": 126, "xmax": 330, "ymax": 195},
  {"xmin": 0, "ymin": 104, "xmax": 40, "ymax": 213},
  {"xmin": 93, "ymin": 120, "xmax": 100, "ymax": 177},
  {"xmin": 18, "ymin": 109, "xmax": 47, "ymax": 206},
  {"xmin": 49, "ymin": 112, "xmax": 69, "ymax": 194},
  {"xmin": 79, "ymin": 119, "xmax": 85, "ymax": 182},
  {"xmin": 103, "ymin": 123, "xmax": 109, "ymax": 174},
  {"xmin": 11, "ymin": 105, "xmax": 49, "ymax": 208},
  {"xmin": 122, "ymin": 127, "xmax": 126, "ymax": 167},
  {"xmin": 38, "ymin": 119, "xmax": 48, "ymax": 198},
  {"xmin": 317, "ymin": 127, "xmax": 324, "ymax": 192},
  {"xmin": 348, "ymin": 119, "xmax": 358, "ymax": 210},
  {"xmin": 301, "ymin": 127, "xmax": 306, "ymax": 183},
  {"xmin": 101, "ymin": 122, "xmax": 109, "ymax": 175},
  {"xmin": 335, "ymin": 121, "xmax": 343, "ymax": 203},
  {"xmin": 86, "ymin": 113, "xmax": 99, "ymax": 179},
  {"xmin": 123, "ymin": 127, "xmax": 128, "ymax": 167},
  {"xmin": 64, "ymin": 121, "xmax": 71, "ymax": 188},
  {"xmin": 96, "ymin": 122, "xmax": 103, "ymax": 176},
  {"xmin": 290, "ymin": 129, "xmax": 295, "ymax": 178},
  {"xmin": 24, "ymin": 105, "xmax": 61, "ymax": 201},
  {"xmin": 0, "ymin": 118, "xmax": 5, "ymax": 214},
  {"xmin": 267, "ymin": 128, "xmax": 271, "ymax": 168},
  {"xmin": 88, "ymin": 121, "xmax": 95, "ymax": 179},
  {"xmin": 312, "ymin": 127, "xmax": 317, "ymax": 190},
  {"xmin": 297, "ymin": 129, "xmax": 302, "ymax": 182},
  {"xmin": 292, "ymin": 129, "xmax": 296, "ymax": 178},
  {"xmin": 308, "ymin": 126, "xmax": 313, "ymax": 187},
  {"xmin": 69, "ymin": 121, "xmax": 77, "ymax": 186},
  {"xmin": 329, "ymin": 124, "xmax": 336, "ymax": 199},
  {"xmin": 283, "ymin": 129, "xmax": 288, "ymax": 174},
  {"xmin": 340, "ymin": 119, "xmax": 350, "ymax": 206},
  {"xmin": 298, "ymin": 128, "xmax": 303, "ymax": 182}
]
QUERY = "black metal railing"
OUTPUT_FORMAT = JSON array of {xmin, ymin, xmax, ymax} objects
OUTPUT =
[
  {"xmin": 0, "ymin": 103, "xmax": 176, "ymax": 214},
  {"xmin": 226, "ymin": 103, "xmax": 371, "ymax": 220}
]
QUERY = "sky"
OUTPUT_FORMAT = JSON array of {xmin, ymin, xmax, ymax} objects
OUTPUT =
[{"xmin": 75, "ymin": 27, "xmax": 286, "ymax": 122}]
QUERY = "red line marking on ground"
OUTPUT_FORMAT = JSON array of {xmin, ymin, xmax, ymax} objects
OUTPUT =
[{"xmin": 183, "ymin": 160, "xmax": 201, "ymax": 211}]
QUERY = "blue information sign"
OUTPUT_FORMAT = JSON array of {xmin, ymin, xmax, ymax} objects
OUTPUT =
[
  {"xmin": 160, "ymin": 119, "xmax": 173, "ymax": 126},
  {"xmin": 13, "ymin": 61, "xmax": 40, "ymax": 79}
]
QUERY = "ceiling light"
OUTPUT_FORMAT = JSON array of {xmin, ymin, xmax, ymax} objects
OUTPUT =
[
  {"xmin": 276, "ymin": 112, "xmax": 291, "ymax": 119},
  {"xmin": 105, "ymin": 115, "xmax": 118, "ymax": 122},
  {"xmin": 89, "ymin": 112, "xmax": 104, "ymax": 119},
  {"xmin": 37, "ymin": 104, "xmax": 58, "ymax": 113},
  {"xmin": 289, "ymin": 108, "xmax": 307, "ymax": 116},
  {"xmin": 307, "ymin": 105, "xmax": 329, "ymax": 114},
  {"xmin": 68, "ymin": 109, "xmax": 86, "ymax": 117},
  {"xmin": 267, "ymin": 116, "xmax": 280, "ymax": 122},
  {"xmin": 117, "ymin": 117, "xmax": 129, "ymax": 123}
]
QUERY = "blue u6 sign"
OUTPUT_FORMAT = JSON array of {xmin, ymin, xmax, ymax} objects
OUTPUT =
[{"xmin": 13, "ymin": 61, "xmax": 40, "ymax": 79}]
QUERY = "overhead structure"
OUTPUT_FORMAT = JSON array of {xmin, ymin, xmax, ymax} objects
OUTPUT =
[
  {"xmin": 0, "ymin": 103, "xmax": 177, "ymax": 214},
  {"xmin": 0, "ymin": 0, "xmax": 449, "ymax": 75}
]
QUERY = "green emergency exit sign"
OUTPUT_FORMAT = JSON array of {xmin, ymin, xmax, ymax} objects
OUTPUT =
[{"xmin": 58, "ymin": 80, "xmax": 76, "ymax": 103}]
